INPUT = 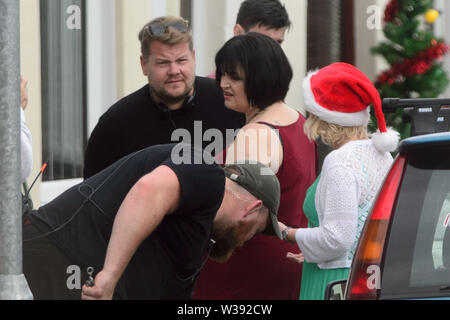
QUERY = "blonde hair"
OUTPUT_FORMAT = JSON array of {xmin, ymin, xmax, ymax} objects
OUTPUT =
[
  {"xmin": 304, "ymin": 114, "xmax": 368, "ymax": 149},
  {"xmin": 138, "ymin": 16, "xmax": 193, "ymax": 60}
]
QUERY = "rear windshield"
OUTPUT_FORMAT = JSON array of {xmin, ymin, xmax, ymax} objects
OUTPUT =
[{"xmin": 380, "ymin": 145, "xmax": 450, "ymax": 299}]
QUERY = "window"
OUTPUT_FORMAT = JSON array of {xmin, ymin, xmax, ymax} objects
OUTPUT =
[
  {"xmin": 306, "ymin": 0, "xmax": 354, "ymax": 70},
  {"xmin": 40, "ymin": 0, "xmax": 87, "ymax": 181},
  {"xmin": 409, "ymin": 169, "xmax": 450, "ymax": 287}
]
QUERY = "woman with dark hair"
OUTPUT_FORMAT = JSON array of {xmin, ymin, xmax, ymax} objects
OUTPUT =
[{"xmin": 193, "ymin": 32, "xmax": 317, "ymax": 300}]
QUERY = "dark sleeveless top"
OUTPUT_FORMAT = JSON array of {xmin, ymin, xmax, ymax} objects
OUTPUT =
[{"xmin": 193, "ymin": 113, "xmax": 317, "ymax": 299}]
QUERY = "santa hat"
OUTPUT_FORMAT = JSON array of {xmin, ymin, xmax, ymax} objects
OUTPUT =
[{"xmin": 303, "ymin": 62, "xmax": 399, "ymax": 153}]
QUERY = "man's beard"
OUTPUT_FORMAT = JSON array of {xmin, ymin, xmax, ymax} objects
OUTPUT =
[
  {"xmin": 209, "ymin": 220, "xmax": 242, "ymax": 263},
  {"xmin": 152, "ymin": 79, "xmax": 193, "ymax": 105}
]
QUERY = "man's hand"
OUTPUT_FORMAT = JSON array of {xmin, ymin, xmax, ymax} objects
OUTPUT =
[{"xmin": 81, "ymin": 270, "xmax": 116, "ymax": 300}]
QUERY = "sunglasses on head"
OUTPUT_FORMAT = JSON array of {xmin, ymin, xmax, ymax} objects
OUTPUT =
[{"xmin": 147, "ymin": 20, "xmax": 189, "ymax": 37}]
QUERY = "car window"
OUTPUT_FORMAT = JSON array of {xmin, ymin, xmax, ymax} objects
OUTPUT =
[
  {"xmin": 410, "ymin": 171, "xmax": 450, "ymax": 287},
  {"xmin": 380, "ymin": 145, "xmax": 450, "ymax": 299}
]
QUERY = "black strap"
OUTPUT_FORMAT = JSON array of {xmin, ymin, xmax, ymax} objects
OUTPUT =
[{"xmin": 255, "ymin": 121, "xmax": 284, "ymax": 149}]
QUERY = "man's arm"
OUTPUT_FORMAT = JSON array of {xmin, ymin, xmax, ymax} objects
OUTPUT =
[{"xmin": 81, "ymin": 165, "xmax": 181, "ymax": 300}]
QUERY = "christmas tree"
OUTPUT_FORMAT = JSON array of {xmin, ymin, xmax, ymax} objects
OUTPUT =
[{"xmin": 371, "ymin": 0, "xmax": 449, "ymax": 138}]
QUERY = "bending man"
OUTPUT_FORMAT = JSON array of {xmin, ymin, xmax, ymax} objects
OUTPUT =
[{"xmin": 22, "ymin": 143, "xmax": 281, "ymax": 300}]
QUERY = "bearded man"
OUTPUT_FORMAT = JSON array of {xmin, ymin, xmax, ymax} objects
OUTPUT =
[{"xmin": 23, "ymin": 144, "xmax": 281, "ymax": 299}]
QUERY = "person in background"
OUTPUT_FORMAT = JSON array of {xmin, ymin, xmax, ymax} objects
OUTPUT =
[
  {"xmin": 234, "ymin": 0, "xmax": 290, "ymax": 44},
  {"xmin": 83, "ymin": 16, "xmax": 244, "ymax": 179},
  {"xmin": 207, "ymin": 0, "xmax": 291, "ymax": 79},
  {"xmin": 279, "ymin": 62, "xmax": 399, "ymax": 300},
  {"xmin": 20, "ymin": 76, "xmax": 32, "ymax": 183},
  {"xmin": 194, "ymin": 33, "xmax": 317, "ymax": 300}
]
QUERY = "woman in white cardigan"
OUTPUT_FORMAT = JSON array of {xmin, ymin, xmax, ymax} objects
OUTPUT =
[{"xmin": 279, "ymin": 63, "xmax": 399, "ymax": 300}]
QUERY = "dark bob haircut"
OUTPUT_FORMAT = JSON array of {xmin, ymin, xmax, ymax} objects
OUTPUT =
[{"xmin": 215, "ymin": 32, "xmax": 293, "ymax": 111}]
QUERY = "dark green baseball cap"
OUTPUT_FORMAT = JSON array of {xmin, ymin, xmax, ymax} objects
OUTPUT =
[{"xmin": 223, "ymin": 161, "xmax": 281, "ymax": 239}]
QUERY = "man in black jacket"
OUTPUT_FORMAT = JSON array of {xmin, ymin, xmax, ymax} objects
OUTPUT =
[{"xmin": 83, "ymin": 16, "xmax": 245, "ymax": 179}]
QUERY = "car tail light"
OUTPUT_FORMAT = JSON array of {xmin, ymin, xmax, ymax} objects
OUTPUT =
[{"xmin": 346, "ymin": 156, "xmax": 406, "ymax": 300}]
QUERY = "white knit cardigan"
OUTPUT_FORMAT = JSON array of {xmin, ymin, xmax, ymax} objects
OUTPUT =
[{"xmin": 295, "ymin": 139, "xmax": 393, "ymax": 269}]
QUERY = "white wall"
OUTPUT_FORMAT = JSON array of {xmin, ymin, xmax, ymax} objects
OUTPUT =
[
  {"xmin": 192, "ymin": 0, "xmax": 239, "ymax": 77},
  {"xmin": 115, "ymin": 0, "xmax": 181, "ymax": 100},
  {"xmin": 115, "ymin": 0, "xmax": 155, "ymax": 100},
  {"xmin": 283, "ymin": 0, "xmax": 307, "ymax": 113}
]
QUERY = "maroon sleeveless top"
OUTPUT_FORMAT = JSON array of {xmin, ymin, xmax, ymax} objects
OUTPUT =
[{"xmin": 193, "ymin": 113, "xmax": 317, "ymax": 299}]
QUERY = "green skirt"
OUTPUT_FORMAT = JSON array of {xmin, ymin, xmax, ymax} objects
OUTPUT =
[
  {"xmin": 300, "ymin": 175, "xmax": 349, "ymax": 300},
  {"xmin": 299, "ymin": 261, "xmax": 349, "ymax": 300}
]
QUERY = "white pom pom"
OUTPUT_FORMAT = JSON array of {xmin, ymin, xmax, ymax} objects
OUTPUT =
[{"xmin": 371, "ymin": 128, "xmax": 400, "ymax": 153}]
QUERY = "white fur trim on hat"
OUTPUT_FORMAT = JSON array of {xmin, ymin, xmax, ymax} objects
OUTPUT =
[
  {"xmin": 371, "ymin": 128, "xmax": 400, "ymax": 153},
  {"xmin": 302, "ymin": 70, "xmax": 371, "ymax": 127}
]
